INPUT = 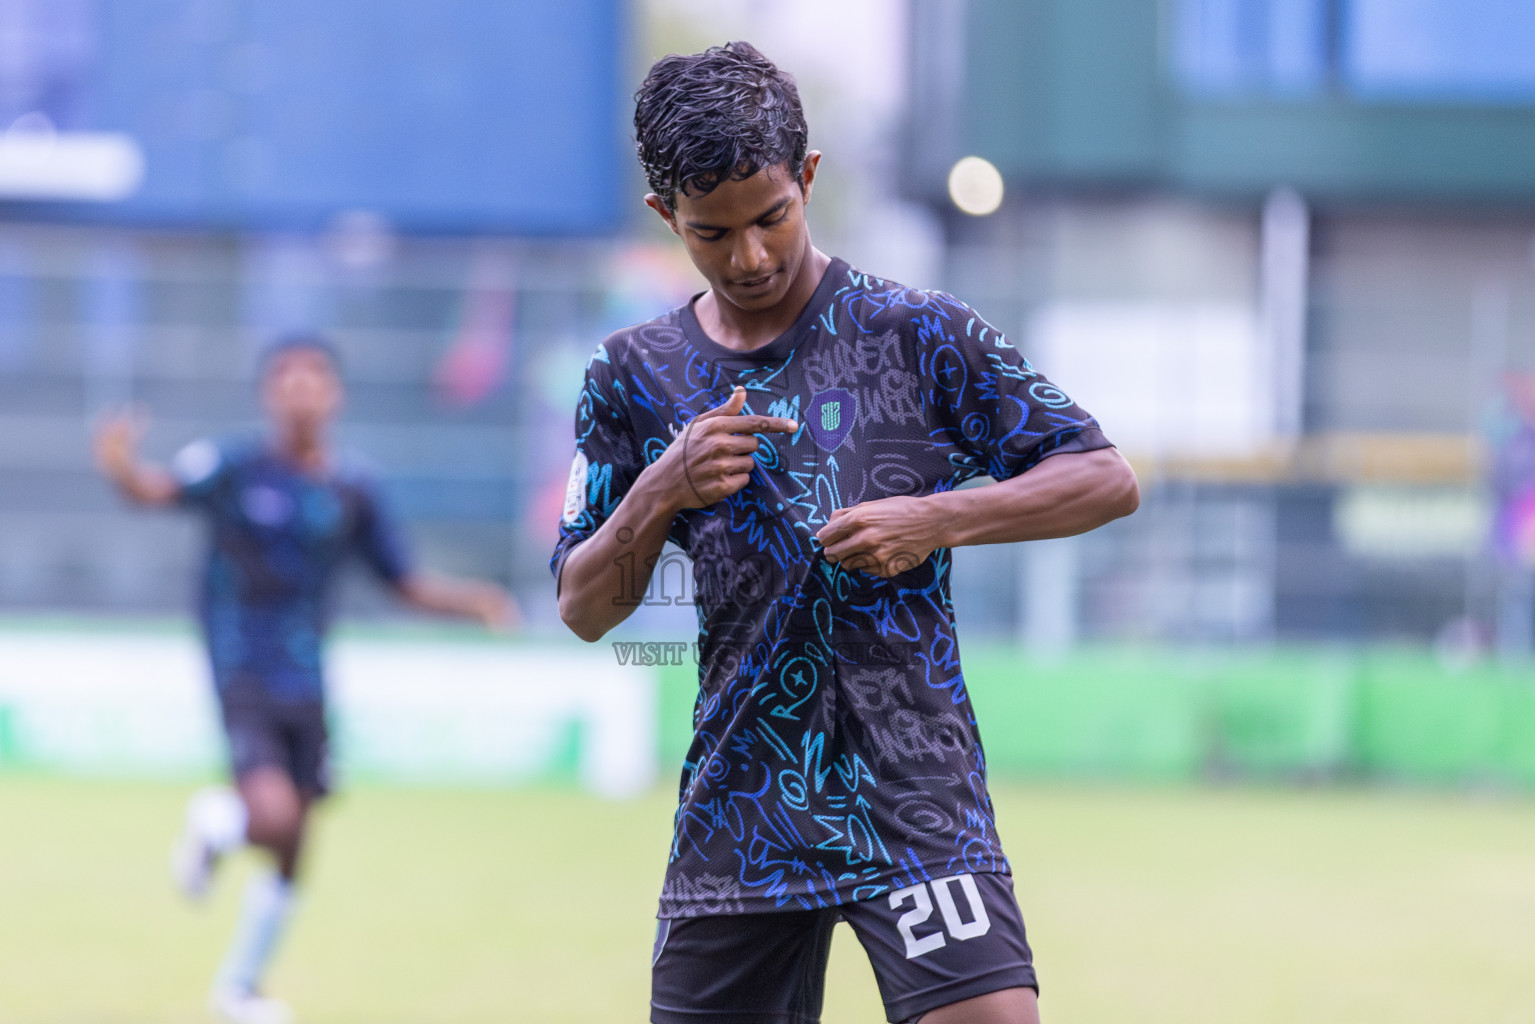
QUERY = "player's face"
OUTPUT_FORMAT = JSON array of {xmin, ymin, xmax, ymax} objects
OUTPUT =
[
  {"xmin": 651, "ymin": 155, "xmax": 820, "ymax": 315},
  {"xmin": 261, "ymin": 349, "xmax": 343, "ymax": 431}
]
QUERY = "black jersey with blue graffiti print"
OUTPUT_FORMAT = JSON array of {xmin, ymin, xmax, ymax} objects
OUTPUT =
[
  {"xmin": 552, "ymin": 258, "xmax": 1112, "ymax": 918},
  {"xmin": 172, "ymin": 437, "xmax": 412, "ymax": 704}
]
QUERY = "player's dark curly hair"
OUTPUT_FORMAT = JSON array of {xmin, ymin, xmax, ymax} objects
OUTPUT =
[{"xmin": 634, "ymin": 41, "xmax": 808, "ymax": 210}]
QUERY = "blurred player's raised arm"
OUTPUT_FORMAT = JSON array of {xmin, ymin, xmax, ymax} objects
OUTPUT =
[
  {"xmin": 347, "ymin": 454, "xmax": 519, "ymax": 630},
  {"xmin": 92, "ymin": 406, "xmax": 181, "ymax": 506}
]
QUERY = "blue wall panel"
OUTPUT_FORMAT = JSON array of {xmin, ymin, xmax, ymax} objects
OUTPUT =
[{"xmin": 13, "ymin": 0, "xmax": 626, "ymax": 234}]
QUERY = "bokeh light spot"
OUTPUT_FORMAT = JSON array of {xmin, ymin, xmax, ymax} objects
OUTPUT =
[{"xmin": 947, "ymin": 156, "xmax": 1005, "ymax": 216}]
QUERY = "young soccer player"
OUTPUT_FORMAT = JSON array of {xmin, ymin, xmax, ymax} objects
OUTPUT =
[
  {"xmin": 553, "ymin": 42, "xmax": 1139, "ymax": 1024},
  {"xmin": 95, "ymin": 337, "xmax": 516, "ymax": 1024}
]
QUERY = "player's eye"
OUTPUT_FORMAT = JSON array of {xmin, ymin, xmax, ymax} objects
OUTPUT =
[{"xmin": 693, "ymin": 229, "xmax": 727, "ymax": 243}]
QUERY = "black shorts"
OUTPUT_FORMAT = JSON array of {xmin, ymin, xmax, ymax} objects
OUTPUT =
[
  {"xmin": 651, "ymin": 871, "xmax": 1035, "ymax": 1024},
  {"xmin": 220, "ymin": 696, "xmax": 332, "ymax": 797}
]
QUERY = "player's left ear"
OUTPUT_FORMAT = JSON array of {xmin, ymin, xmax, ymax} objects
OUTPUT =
[
  {"xmin": 798, "ymin": 151, "xmax": 822, "ymax": 205},
  {"xmin": 644, "ymin": 193, "xmax": 681, "ymax": 237}
]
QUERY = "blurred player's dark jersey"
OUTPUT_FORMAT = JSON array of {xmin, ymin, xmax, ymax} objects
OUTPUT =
[
  {"xmin": 172, "ymin": 437, "xmax": 411, "ymax": 704},
  {"xmin": 552, "ymin": 258, "xmax": 1112, "ymax": 918}
]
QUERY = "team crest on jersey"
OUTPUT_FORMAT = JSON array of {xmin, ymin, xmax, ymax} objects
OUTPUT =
[
  {"xmin": 562, "ymin": 450, "xmax": 589, "ymax": 523},
  {"xmin": 807, "ymin": 389, "xmax": 856, "ymax": 452}
]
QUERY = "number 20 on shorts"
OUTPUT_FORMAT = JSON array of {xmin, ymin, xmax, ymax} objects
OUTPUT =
[{"xmin": 888, "ymin": 874, "xmax": 992, "ymax": 959}]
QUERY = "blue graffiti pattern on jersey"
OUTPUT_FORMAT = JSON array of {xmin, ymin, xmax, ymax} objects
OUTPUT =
[
  {"xmin": 174, "ymin": 438, "xmax": 411, "ymax": 703},
  {"xmin": 552, "ymin": 259, "xmax": 1112, "ymax": 918}
]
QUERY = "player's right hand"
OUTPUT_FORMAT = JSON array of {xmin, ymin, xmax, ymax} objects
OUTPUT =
[
  {"xmin": 92, "ymin": 404, "xmax": 150, "ymax": 478},
  {"xmin": 653, "ymin": 386, "xmax": 798, "ymax": 510}
]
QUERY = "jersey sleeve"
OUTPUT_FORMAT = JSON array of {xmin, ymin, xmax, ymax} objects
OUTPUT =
[
  {"xmin": 350, "ymin": 475, "xmax": 413, "ymax": 587},
  {"xmin": 921, "ymin": 294, "xmax": 1111, "ymax": 482},
  {"xmin": 549, "ymin": 344, "xmax": 644, "ymax": 587},
  {"xmin": 171, "ymin": 438, "xmax": 231, "ymax": 508}
]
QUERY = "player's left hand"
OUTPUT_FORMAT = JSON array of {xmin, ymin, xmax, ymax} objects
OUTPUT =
[
  {"xmin": 474, "ymin": 586, "xmax": 521, "ymax": 633},
  {"xmin": 814, "ymin": 496, "xmax": 942, "ymax": 578}
]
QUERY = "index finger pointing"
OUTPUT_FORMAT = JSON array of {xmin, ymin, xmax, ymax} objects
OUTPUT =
[{"xmin": 721, "ymin": 415, "xmax": 799, "ymax": 435}]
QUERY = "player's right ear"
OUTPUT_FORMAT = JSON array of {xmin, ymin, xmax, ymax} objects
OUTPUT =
[{"xmin": 644, "ymin": 193, "xmax": 680, "ymax": 236}]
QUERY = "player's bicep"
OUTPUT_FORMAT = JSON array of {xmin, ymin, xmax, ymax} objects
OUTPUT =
[
  {"xmin": 550, "ymin": 362, "xmax": 644, "ymax": 578},
  {"xmin": 989, "ymin": 366, "xmax": 1112, "ymax": 478},
  {"xmin": 933, "ymin": 304, "xmax": 1109, "ymax": 480}
]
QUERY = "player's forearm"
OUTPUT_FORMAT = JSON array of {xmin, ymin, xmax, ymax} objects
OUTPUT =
[
  {"xmin": 927, "ymin": 447, "xmax": 1139, "ymax": 548},
  {"xmin": 557, "ymin": 468, "xmax": 683, "ymax": 643},
  {"xmin": 397, "ymin": 574, "xmax": 503, "ymax": 622},
  {"xmin": 103, "ymin": 462, "xmax": 180, "ymax": 506}
]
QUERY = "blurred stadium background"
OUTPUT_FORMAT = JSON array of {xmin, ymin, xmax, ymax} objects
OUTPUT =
[{"xmin": 3, "ymin": 0, "xmax": 1535, "ymax": 1020}]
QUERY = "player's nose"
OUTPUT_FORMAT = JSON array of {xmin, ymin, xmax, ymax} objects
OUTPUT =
[{"xmin": 731, "ymin": 228, "xmax": 769, "ymax": 276}]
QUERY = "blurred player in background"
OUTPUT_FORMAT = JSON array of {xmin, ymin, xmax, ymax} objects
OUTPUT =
[
  {"xmin": 94, "ymin": 336, "xmax": 517, "ymax": 1024},
  {"xmin": 554, "ymin": 43, "xmax": 1137, "ymax": 1024}
]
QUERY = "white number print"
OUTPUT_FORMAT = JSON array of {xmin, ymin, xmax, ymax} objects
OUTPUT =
[
  {"xmin": 888, "ymin": 873, "xmax": 992, "ymax": 959},
  {"xmin": 890, "ymin": 882, "xmax": 946, "ymax": 959}
]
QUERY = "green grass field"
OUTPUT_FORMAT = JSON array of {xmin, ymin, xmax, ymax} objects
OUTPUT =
[{"xmin": 2, "ymin": 776, "xmax": 1534, "ymax": 1023}]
